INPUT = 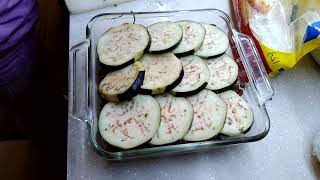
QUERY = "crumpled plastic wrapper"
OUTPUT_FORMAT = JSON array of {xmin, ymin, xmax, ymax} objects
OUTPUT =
[{"xmin": 233, "ymin": 0, "xmax": 320, "ymax": 76}]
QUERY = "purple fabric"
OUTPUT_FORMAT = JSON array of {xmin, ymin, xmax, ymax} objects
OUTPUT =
[{"xmin": 0, "ymin": 0, "xmax": 39, "ymax": 86}]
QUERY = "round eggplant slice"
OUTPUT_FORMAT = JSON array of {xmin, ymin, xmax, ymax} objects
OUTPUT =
[
  {"xmin": 219, "ymin": 90, "xmax": 254, "ymax": 136},
  {"xmin": 97, "ymin": 23, "xmax": 150, "ymax": 69},
  {"xmin": 206, "ymin": 54, "xmax": 239, "ymax": 92},
  {"xmin": 148, "ymin": 21, "xmax": 183, "ymax": 53},
  {"xmin": 150, "ymin": 94, "xmax": 193, "ymax": 145},
  {"xmin": 173, "ymin": 20, "xmax": 206, "ymax": 56},
  {"xmin": 183, "ymin": 89, "xmax": 227, "ymax": 141},
  {"xmin": 99, "ymin": 95, "xmax": 161, "ymax": 149},
  {"xmin": 140, "ymin": 53, "xmax": 183, "ymax": 95},
  {"xmin": 194, "ymin": 24, "xmax": 229, "ymax": 58},
  {"xmin": 171, "ymin": 55, "xmax": 210, "ymax": 97},
  {"xmin": 99, "ymin": 62, "xmax": 145, "ymax": 102}
]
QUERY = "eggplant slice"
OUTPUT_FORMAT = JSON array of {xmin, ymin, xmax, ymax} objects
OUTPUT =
[
  {"xmin": 99, "ymin": 62, "xmax": 145, "ymax": 102},
  {"xmin": 173, "ymin": 20, "xmax": 206, "ymax": 56},
  {"xmin": 205, "ymin": 54, "xmax": 239, "ymax": 92},
  {"xmin": 194, "ymin": 24, "xmax": 229, "ymax": 58},
  {"xmin": 140, "ymin": 53, "xmax": 183, "ymax": 95},
  {"xmin": 99, "ymin": 95, "xmax": 161, "ymax": 149},
  {"xmin": 183, "ymin": 89, "xmax": 227, "ymax": 141},
  {"xmin": 219, "ymin": 90, "xmax": 254, "ymax": 136},
  {"xmin": 171, "ymin": 55, "xmax": 210, "ymax": 97},
  {"xmin": 148, "ymin": 21, "xmax": 183, "ymax": 53},
  {"xmin": 97, "ymin": 23, "xmax": 150, "ymax": 69},
  {"xmin": 150, "ymin": 94, "xmax": 193, "ymax": 145}
]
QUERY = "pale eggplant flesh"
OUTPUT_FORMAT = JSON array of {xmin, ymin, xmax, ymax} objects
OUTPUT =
[
  {"xmin": 150, "ymin": 94, "xmax": 193, "ymax": 145},
  {"xmin": 148, "ymin": 21, "xmax": 183, "ymax": 54},
  {"xmin": 99, "ymin": 62, "xmax": 145, "ymax": 102},
  {"xmin": 219, "ymin": 90, "xmax": 254, "ymax": 136},
  {"xmin": 97, "ymin": 23, "xmax": 151, "ymax": 70},
  {"xmin": 98, "ymin": 95, "xmax": 161, "ymax": 149},
  {"xmin": 139, "ymin": 53, "xmax": 184, "ymax": 95},
  {"xmin": 171, "ymin": 55, "xmax": 210, "ymax": 97}
]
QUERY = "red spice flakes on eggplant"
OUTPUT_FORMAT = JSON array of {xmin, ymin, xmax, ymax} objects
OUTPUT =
[
  {"xmin": 219, "ymin": 90, "xmax": 253, "ymax": 136},
  {"xmin": 183, "ymin": 89, "xmax": 227, "ymax": 141},
  {"xmin": 150, "ymin": 94, "xmax": 193, "ymax": 145},
  {"xmin": 99, "ymin": 95, "xmax": 160, "ymax": 149}
]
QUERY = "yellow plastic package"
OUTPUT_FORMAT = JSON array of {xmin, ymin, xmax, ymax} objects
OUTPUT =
[{"xmin": 233, "ymin": 0, "xmax": 320, "ymax": 76}]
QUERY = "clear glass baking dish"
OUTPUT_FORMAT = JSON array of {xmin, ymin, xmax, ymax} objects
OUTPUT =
[{"xmin": 69, "ymin": 9, "xmax": 274, "ymax": 160}]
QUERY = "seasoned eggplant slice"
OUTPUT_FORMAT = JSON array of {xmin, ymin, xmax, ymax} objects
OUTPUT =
[
  {"xmin": 171, "ymin": 55, "xmax": 210, "ymax": 96},
  {"xmin": 183, "ymin": 89, "xmax": 227, "ymax": 141},
  {"xmin": 148, "ymin": 21, "xmax": 183, "ymax": 53},
  {"xmin": 140, "ymin": 53, "xmax": 183, "ymax": 95},
  {"xmin": 99, "ymin": 62, "xmax": 145, "ymax": 102},
  {"xmin": 97, "ymin": 23, "xmax": 150, "ymax": 69},
  {"xmin": 150, "ymin": 94, "xmax": 193, "ymax": 145},
  {"xmin": 220, "ymin": 90, "xmax": 254, "ymax": 136},
  {"xmin": 99, "ymin": 95, "xmax": 161, "ymax": 149},
  {"xmin": 206, "ymin": 54, "xmax": 239, "ymax": 92},
  {"xmin": 194, "ymin": 24, "xmax": 229, "ymax": 58},
  {"xmin": 173, "ymin": 20, "xmax": 206, "ymax": 56}
]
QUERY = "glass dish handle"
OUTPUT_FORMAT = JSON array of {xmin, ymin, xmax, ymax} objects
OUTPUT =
[
  {"xmin": 69, "ymin": 39, "xmax": 90, "ymax": 123},
  {"xmin": 232, "ymin": 30, "xmax": 274, "ymax": 104}
]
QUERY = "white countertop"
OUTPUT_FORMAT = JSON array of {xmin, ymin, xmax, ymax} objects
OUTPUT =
[{"xmin": 68, "ymin": 0, "xmax": 320, "ymax": 179}]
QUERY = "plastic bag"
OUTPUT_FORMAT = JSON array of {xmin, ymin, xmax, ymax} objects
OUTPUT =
[{"xmin": 233, "ymin": 0, "xmax": 320, "ymax": 76}]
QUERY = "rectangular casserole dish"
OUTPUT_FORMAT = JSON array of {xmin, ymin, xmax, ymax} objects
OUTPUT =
[{"xmin": 69, "ymin": 9, "xmax": 274, "ymax": 160}]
